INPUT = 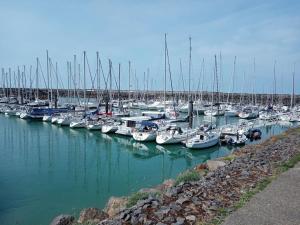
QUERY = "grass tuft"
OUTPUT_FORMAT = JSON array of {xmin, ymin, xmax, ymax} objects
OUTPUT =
[
  {"xmin": 175, "ymin": 170, "xmax": 201, "ymax": 185},
  {"xmin": 222, "ymin": 155, "xmax": 236, "ymax": 161},
  {"xmin": 278, "ymin": 153, "xmax": 300, "ymax": 173}
]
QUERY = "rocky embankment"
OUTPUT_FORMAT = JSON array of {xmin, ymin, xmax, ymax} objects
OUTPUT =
[{"xmin": 51, "ymin": 127, "xmax": 300, "ymax": 225}]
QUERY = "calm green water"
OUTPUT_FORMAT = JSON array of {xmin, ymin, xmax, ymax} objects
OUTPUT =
[{"xmin": 0, "ymin": 114, "xmax": 288, "ymax": 225}]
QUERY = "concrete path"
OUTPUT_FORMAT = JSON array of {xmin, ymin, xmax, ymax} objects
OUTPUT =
[{"xmin": 222, "ymin": 162, "xmax": 300, "ymax": 225}]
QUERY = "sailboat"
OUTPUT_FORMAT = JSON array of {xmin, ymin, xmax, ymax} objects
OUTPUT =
[
  {"xmin": 156, "ymin": 124, "xmax": 197, "ymax": 145},
  {"xmin": 186, "ymin": 130, "xmax": 219, "ymax": 149},
  {"xmin": 132, "ymin": 121, "xmax": 159, "ymax": 142}
]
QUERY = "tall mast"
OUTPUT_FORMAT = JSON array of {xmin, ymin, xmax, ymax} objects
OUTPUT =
[
  {"xmin": 231, "ymin": 56, "xmax": 236, "ymax": 103},
  {"xmin": 96, "ymin": 52, "xmax": 99, "ymax": 102},
  {"xmin": 118, "ymin": 63, "xmax": 121, "ymax": 109},
  {"xmin": 9, "ymin": 68, "xmax": 12, "ymax": 97},
  {"xmin": 128, "ymin": 61, "xmax": 131, "ymax": 100},
  {"xmin": 253, "ymin": 58, "xmax": 256, "ymax": 105},
  {"xmin": 1, "ymin": 68, "xmax": 5, "ymax": 97},
  {"xmin": 219, "ymin": 52, "xmax": 222, "ymax": 103},
  {"xmin": 109, "ymin": 59, "xmax": 112, "ymax": 102},
  {"xmin": 214, "ymin": 55, "xmax": 219, "ymax": 114},
  {"xmin": 146, "ymin": 68, "xmax": 149, "ymax": 104},
  {"xmin": 36, "ymin": 58, "xmax": 39, "ymax": 100},
  {"xmin": 56, "ymin": 62, "xmax": 59, "ymax": 99},
  {"xmin": 49, "ymin": 58, "xmax": 53, "ymax": 104},
  {"xmin": 291, "ymin": 63, "xmax": 295, "ymax": 108},
  {"xmin": 17, "ymin": 66, "xmax": 20, "ymax": 102},
  {"xmin": 83, "ymin": 51, "xmax": 86, "ymax": 108},
  {"xmin": 272, "ymin": 60, "xmax": 277, "ymax": 105},
  {"xmin": 74, "ymin": 55, "xmax": 77, "ymax": 102},
  {"xmin": 67, "ymin": 61, "xmax": 70, "ymax": 102},
  {"xmin": 188, "ymin": 36, "xmax": 192, "ymax": 100},
  {"xmin": 164, "ymin": 33, "xmax": 167, "ymax": 108},
  {"xmin": 201, "ymin": 58, "xmax": 205, "ymax": 103},
  {"xmin": 46, "ymin": 50, "xmax": 49, "ymax": 101}
]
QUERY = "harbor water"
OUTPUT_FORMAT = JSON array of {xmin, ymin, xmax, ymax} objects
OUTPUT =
[{"xmin": 0, "ymin": 114, "xmax": 290, "ymax": 225}]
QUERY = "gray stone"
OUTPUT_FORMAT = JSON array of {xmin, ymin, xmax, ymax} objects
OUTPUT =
[
  {"xmin": 50, "ymin": 215, "xmax": 74, "ymax": 225},
  {"xmin": 163, "ymin": 216, "xmax": 175, "ymax": 223},
  {"xmin": 176, "ymin": 197, "xmax": 190, "ymax": 205},
  {"xmin": 186, "ymin": 215, "xmax": 196, "ymax": 221},
  {"xmin": 207, "ymin": 160, "xmax": 226, "ymax": 171},
  {"xmin": 175, "ymin": 217, "xmax": 185, "ymax": 224},
  {"xmin": 154, "ymin": 211, "xmax": 164, "ymax": 220}
]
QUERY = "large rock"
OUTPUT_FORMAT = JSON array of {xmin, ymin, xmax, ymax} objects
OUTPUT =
[
  {"xmin": 104, "ymin": 197, "xmax": 128, "ymax": 217},
  {"xmin": 206, "ymin": 160, "xmax": 226, "ymax": 171},
  {"xmin": 78, "ymin": 208, "xmax": 108, "ymax": 223},
  {"xmin": 50, "ymin": 215, "xmax": 74, "ymax": 225}
]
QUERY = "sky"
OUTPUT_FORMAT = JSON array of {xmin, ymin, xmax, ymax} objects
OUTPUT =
[{"xmin": 0, "ymin": 0, "xmax": 299, "ymax": 94}]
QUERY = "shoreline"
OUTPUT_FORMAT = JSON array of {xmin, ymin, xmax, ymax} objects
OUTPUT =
[{"xmin": 51, "ymin": 126, "xmax": 300, "ymax": 225}]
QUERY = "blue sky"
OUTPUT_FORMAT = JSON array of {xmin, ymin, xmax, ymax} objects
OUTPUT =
[{"xmin": 0, "ymin": 0, "xmax": 299, "ymax": 94}]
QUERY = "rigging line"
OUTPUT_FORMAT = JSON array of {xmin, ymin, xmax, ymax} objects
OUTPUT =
[
  {"xmin": 49, "ymin": 60, "xmax": 65, "ymax": 90},
  {"xmin": 111, "ymin": 64, "xmax": 120, "ymax": 90},
  {"xmin": 165, "ymin": 39, "xmax": 175, "ymax": 107},
  {"xmin": 85, "ymin": 54, "xmax": 96, "ymax": 89},
  {"xmin": 37, "ymin": 59, "xmax": 48, "ymax": 89},
  {"xmin": 99, "ymin": 58, "xmax": 108, "ymax": 91}
]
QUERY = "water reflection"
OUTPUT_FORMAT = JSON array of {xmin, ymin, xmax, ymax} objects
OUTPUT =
[{"xmin": 0, "ymin": 114, "xmax": 293, "ymax": 225}]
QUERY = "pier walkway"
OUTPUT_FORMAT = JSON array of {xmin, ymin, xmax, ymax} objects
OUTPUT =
[{"xmin": 222, "ymin": 162, "xmax": 300, "ymax": 225}]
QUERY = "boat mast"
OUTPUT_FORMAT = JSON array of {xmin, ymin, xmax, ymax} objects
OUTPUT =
[
  {"xmin": 17, "ymin": 66, "xmax": 20, "ymax": 103},
  {"xmin": 179, "ymin": 59, "xmax": 185, "ymax": 100},
  {"xmin": 109, "ymin": 59, "xmax": 112, "ymax": 106},
  {"xmin": 188, "ymin": 37, "xmax": 193, "ymax": 128},
  {"xmin": 36, "ymin": 58, "xmax": 39, "ymax": 100},
  {"xmin": 146, "ymin": 68, "xmax": 149, "ymax": 104},
  {"xmin": 55, "ymin": 62, "xmax": 59, "ymax": 102},
  {"xmin": 164, "ymin": 33, "xmax": 167, "ymax": 109},
  {"xmin": 231, "ymin": 56, "xmax": 236, "ymax": 103},
  {"xmin": 83, "ymin": 51, "xmax": 87, "ymax": 108},
  {"xmin": 128, "ymin": 61, "xmax": 131, "ymax": 100},
  {"xmin": 253, "ymin": 58, "xmax": 256, "ymax": 105},
  {"xmin": 118, "ymin": 63, "xmax": 121, "ymax": 111},
  {"xmin": 219, "ymin": 52, "xmax": 222, "ymax": 103},
  {"xmin": 188, "ymin": 37, "xmax": 192, "ymax": 101},
  {"xmin": 214, "ymin": 55, "xmax": 219, "ymax": 113},
  {"xmin": 291, "ymin": 63, "xmax": 295, "ymax": 108},
  {"xmin": 96, "ymin": 52, "xmax": 99, "ymax": 102},
  {"xmin": 9, "ymin": 68, "xmax": 12, "ymax": 98},
  {"xmin": 1, "ymin": 68, "xmax": 5, "ymax": 97},
  {"xmin": 74, "ymin": 55, "xmax": 77, "ymax": 103},
  {"xmin": 67, "ymin": 61, "xmax": 70, "ymax": 103},
  {"xmin": 272, "ymin": 60, "xmax": 277, "ymax": 105},
  {"xmin": 46, "ymin": 50, "xmax": 49, "ymax": 102},
  {"xmin": 49, "ymin": 58, "xmax": 53, "ymax": 104}
]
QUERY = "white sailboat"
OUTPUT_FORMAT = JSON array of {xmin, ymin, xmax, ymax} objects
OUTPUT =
[
  {"xmin": 70, "ymin": 118, "xmax": 86, "ymax": 128},
  {"xmin": 185, "ymin": 131, "xmax": 219, "ymax": 149},
  {"xmin": 57, "ymin": 114, "xmax": 73, "ymax": 126},
  {"xmin": 86, "ymin": 120, "xmax": 104, "ymax": 130},
  {"xmin": 115, "ymin": 116, "xmax": 151, "ymax": 137},
  {"xmin": 238, "ymin": 107, "xmax": 259, "ymax": 119},
  {"xmin": 101, "ymin": 121, "xmax": 119, "ymax": 134},
  {"xmin": 132, "ymin": 121, "xmax": 159, "ymax": 142},
  {"xmin": 156, "ymin": 125, "xmax": 197, "ymax": 145}
]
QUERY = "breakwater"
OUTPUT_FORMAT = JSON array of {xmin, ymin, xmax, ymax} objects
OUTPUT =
[{"xmin": 1, "ymin": 88, "xmax": 299, "ymax": 105}]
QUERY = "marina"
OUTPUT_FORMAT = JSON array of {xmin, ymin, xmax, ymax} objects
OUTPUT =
[
  {"xmin": 1, "ymin": 1, "xmax": 300, "ymax": 224},
  {"xmin": 0, "ymin": 102, "xmax": 298, "ymax": 225}
]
